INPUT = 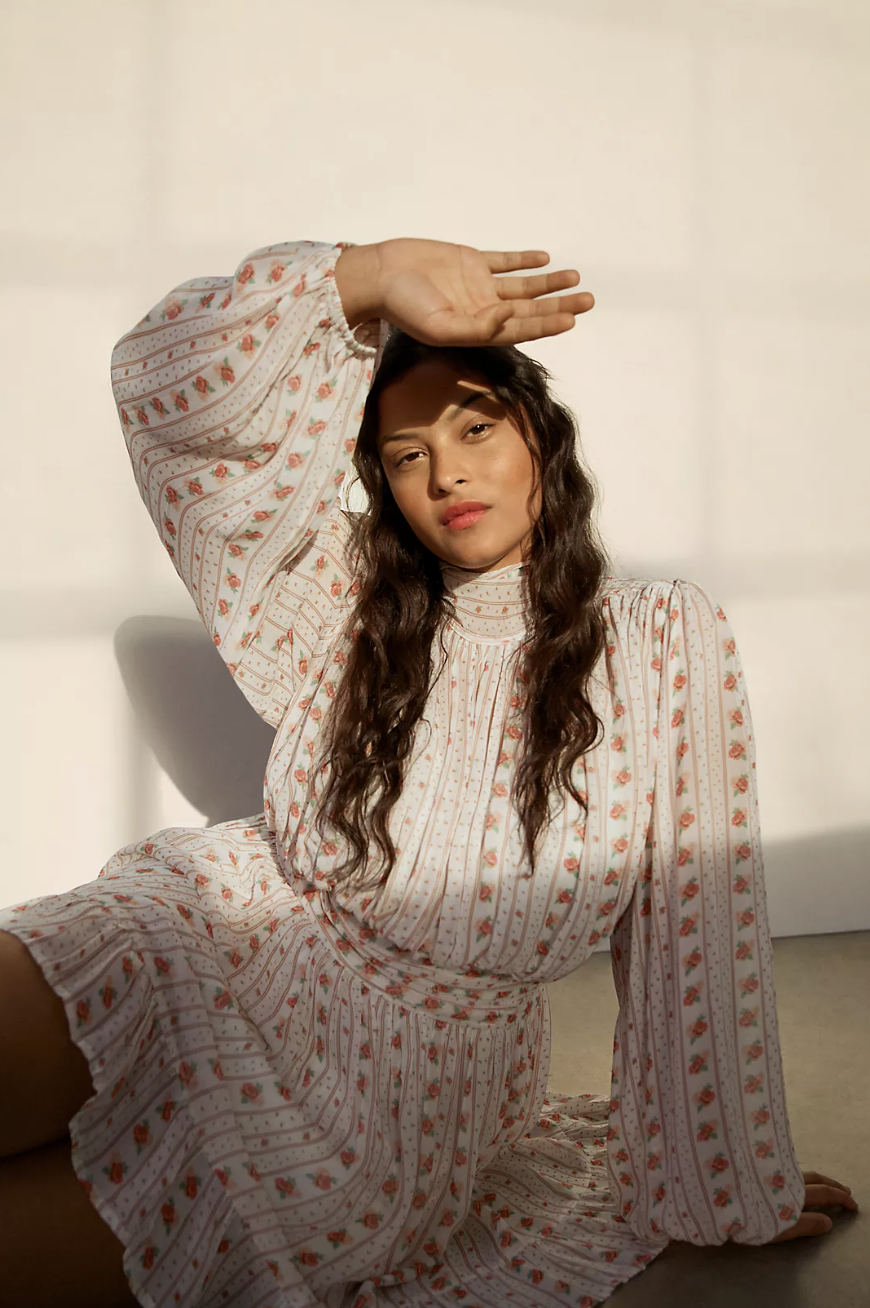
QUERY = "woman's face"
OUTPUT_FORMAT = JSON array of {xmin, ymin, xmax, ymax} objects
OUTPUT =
[{"xmin": 376, "ymin": 359, "xmax": 541, "ymax": 573}]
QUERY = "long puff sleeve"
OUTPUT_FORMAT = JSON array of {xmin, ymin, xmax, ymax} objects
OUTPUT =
[
  {"xmin": 110, "ymin": 240, "xmax": 379, "ymax": 725},
  {"xmin": 605, "ymin": 579, "xmax": 806, "ymax": 1246}
]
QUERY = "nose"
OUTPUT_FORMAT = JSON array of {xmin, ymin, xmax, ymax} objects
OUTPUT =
[{"xmin": 429, "ymin": 450, "xmax": 470, "ymax": 488}]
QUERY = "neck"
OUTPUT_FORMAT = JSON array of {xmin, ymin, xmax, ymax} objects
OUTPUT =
[{"xmin": 438, "ymin": 556, "xmax": 529, "ymax": 642}]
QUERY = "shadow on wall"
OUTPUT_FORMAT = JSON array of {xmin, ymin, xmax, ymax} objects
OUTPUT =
[
  {"xmin": 114, "ymin": 616, "xmax": 870, "ymax": 939},
  {"xmin": 114, "ymin": 616, "xmax": 276, "ymax": 826}
]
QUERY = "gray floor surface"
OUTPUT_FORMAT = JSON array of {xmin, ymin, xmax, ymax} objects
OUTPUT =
[{"xmin": 545, "ymin": 930, "xmax": 869, "ymax": 1308}]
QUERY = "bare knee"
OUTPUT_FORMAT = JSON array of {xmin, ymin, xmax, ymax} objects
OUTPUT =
[{"xmin": 0, "ymin": 930, "xmax": 96, "ymax": 1159}]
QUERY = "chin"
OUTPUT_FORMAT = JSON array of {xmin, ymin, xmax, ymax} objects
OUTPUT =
[{"xmin": 455, "ymin": 546, "xmax": 519, "ymax": 573}]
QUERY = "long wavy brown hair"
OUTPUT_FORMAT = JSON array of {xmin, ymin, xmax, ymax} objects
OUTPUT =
[{"xmin": 309, "ymin": 325, "xmax": 615, "ymax": 892}]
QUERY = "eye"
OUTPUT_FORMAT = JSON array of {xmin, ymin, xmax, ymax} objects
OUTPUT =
[{"xmin": 394, "ymin": 423, "xmax": 492, "ymax": 469}]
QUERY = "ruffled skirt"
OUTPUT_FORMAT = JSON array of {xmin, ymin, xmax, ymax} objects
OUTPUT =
[{"xmin": 0, "ymin": 814, "xmax": 668, "ymax": 1307}]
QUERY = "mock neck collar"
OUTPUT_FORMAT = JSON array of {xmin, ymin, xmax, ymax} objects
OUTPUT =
[{"xmin": 438, "ymin": 557, "xmax": 530, "ymax": 642}]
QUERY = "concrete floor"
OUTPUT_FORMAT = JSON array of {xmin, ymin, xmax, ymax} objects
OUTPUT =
[{"xmin": 545, "ymin": 931, "xmax": 869, "ymax": 1308}]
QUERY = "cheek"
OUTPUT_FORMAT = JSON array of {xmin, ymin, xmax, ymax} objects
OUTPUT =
[{"xmin": 497, "ymin": 442, "xmax": 536, "ymax": 494}]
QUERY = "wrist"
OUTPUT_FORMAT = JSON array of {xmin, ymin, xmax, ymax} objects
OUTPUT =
[{"xmin": 335, "ymin": 243, "xmax": 383, "ymax": 329}]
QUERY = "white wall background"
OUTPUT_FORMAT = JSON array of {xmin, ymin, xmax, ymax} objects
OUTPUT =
[{"xmin": 1, "ymin": 0, "xmax": 868, "ymax": 939}]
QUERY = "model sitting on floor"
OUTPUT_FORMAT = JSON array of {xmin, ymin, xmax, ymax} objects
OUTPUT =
[{"xmin": 0, "ymin": 234, "xmax": 858, "ymax": 1308}]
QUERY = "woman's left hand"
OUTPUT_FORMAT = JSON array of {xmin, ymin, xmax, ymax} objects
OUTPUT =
[{"xmin": 768, "ymin": 1170, "xmax": 859, "ymax": 1242}]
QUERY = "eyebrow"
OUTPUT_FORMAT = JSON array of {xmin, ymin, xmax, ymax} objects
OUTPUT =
[{"xmin": 379, "ymin": 390, "xmax": 495, "ymax": 449}]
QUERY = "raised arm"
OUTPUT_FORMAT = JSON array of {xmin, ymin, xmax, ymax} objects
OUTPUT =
[
  {"xmin": 110, "ymin": 235, "xmax": 594, "ymax": 727},
  {"xmin": 110, "ymin": 239, "xmax": 382, "ymax": 725}
]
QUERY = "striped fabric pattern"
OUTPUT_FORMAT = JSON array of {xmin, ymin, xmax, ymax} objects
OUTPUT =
[{"xmin": 0, "ymin": 239, "xmax": 805, "ymax": 1308}]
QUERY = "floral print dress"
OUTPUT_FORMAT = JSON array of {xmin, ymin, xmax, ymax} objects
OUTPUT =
[{"xmin": 0, "ymin": 238, "xmax": 806, "ymax": 1308}]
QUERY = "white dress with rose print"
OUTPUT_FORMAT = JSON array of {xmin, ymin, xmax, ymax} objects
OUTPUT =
[{"xmin": 0, "ymin": 238, "xmax": 806, "ymax": 1308}]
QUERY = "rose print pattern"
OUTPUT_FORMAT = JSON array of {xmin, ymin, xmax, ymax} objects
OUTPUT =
[
  {"xmin": 0, "ymin": 239, "xmax": 804, "ymax": 1308},
  {"xmin": 111, "ymin": 239, "xmax": 381, "ymax": 731},
  {"xmin": 605, "ymin": 583, "xmax": 805, "ymax": 1247}
]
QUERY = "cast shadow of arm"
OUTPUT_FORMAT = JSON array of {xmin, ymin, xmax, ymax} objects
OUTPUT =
[{"xmin": 114, "ymin": 616, "xmax": 275, "ymax": 827}]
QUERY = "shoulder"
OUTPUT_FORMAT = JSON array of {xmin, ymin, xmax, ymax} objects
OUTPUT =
[
  {"xmin": 601, "ymin": 576, "xmax": 726, "ymax": 647},
  {"xmin": 601, "ymin": 575, "xmax": 718, "ymax": 610},
  {"xmin": 600, "ymin": 574, "xmax": 674, "ymax": 618}
]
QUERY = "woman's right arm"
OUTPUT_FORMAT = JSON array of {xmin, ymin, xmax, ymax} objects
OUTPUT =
[
  {"xmin": 111, "ymin": 239, "xmax": 382, "ymax": 722},
  {"xmin": 109, "ymin": 234, "xmax": 590, "ymax": 727}
]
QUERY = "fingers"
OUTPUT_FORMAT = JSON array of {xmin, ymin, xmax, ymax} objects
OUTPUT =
[
  {"xmin": 494, "ymin": 293, "xmax": 596, "ymax": 344},
  {"xmin": 804, "ymin": 1171, "xmax": 851, "ymax": 1192},
  {"xmin": 805, "ymin": 1183, "xmax": 859, "ymax": 1210},
  {"xmin": 802, "ymin": 1213, "xmax": 835, "ymax": 1237},
  {"xmin": 496, "ymin": 313, "xmax": 579, "ymax": 345},
  {"xmin": 508, "ymin": 291, "xmax": 595, "ymax": 318},
  {"xmin": 483, "ymin": 291, "xmax": 594, "ymax": 345},
  {"xmin": 430, "ymin": 292, "xmax": 592, "ymax": 347},
  {"xmin": 803, "ymin": 1170, "xmax": 858, "ymax": 1210},
  {"xmin": 769, "ymin": 1172, "xmax": 861, "ymax": 1243},
  {"xmin": 482, "ymin": 250, "xmax": 551, "ymax": 273},
  {"xmin": 770, "ymin": 1211, "xmax": 834, "ymax": 1243},
  {"xmin": 495, "ymin": 269, "xmax": 582, "ymax": 300},
  {"xmin": 436, "ymin": 313, "xmax": 575, "ymax": 347}
]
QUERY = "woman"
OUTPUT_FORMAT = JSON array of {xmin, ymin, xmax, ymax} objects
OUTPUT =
[{"xmin": 0, "ymin": 236, "xmax": 856, "ymax": 1308}]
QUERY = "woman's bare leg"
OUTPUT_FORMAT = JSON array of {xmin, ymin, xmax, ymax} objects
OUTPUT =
[
  {"xmin": 0, "ymin": 1134, "xmax": 140, "ymax": 1308},
  {"xmin": 0, "ymin": 929, "xmax": 96, "ymax": 1159}
]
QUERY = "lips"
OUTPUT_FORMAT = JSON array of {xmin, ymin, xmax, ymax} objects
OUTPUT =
[{"xmin": 440, "ymin": 500, "xmax": 490, "ymax": 525}]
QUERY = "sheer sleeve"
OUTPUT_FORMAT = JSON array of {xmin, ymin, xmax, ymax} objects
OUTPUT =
[
  {"xmin": 110, "ymin": 239, "xmax": 380, "ymax": 727},
  {"xmin": 606, "ymin": 579, "xmax": 806, "ymax": 1245}
]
